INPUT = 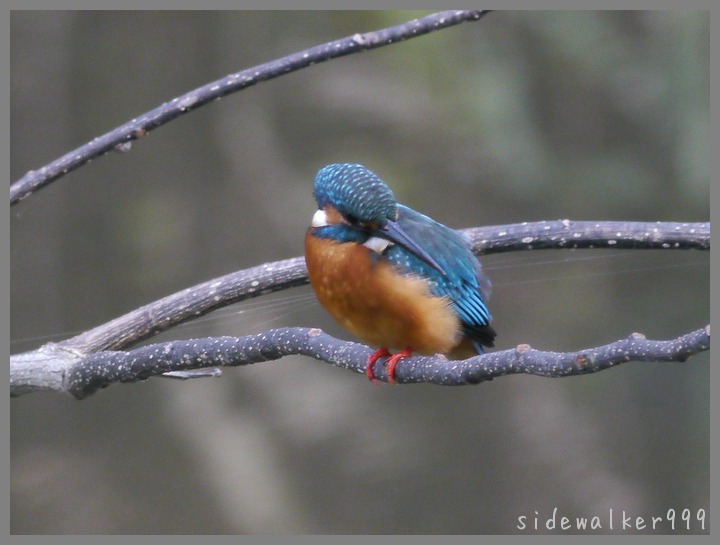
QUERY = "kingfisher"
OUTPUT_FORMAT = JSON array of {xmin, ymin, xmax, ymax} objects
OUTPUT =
[{"xmin": 305, "ymin": 163, "xmax": 496, "ymax": 384}]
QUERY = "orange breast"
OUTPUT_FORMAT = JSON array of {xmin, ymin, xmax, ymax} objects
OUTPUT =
[{"xmin": 305, "ymin": 230, "xmax": 462, "ymax": 355}]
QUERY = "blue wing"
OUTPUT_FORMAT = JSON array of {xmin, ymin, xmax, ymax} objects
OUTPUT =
[{"xmin": 384, "ymin": 204, "xmax": 496, "ymax": 349}]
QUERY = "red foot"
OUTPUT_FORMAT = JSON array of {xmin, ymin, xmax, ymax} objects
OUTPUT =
[
  {"xmin": 385, "ymin": 347, "xmax": 412, "ymax": 385},
  {"xmin": 366, "ymin": 348, "xmax": 391, "ymax": 383},
  {"xmin": 365, "ymin": 347, "xmax": 413, "ymax": 385}
]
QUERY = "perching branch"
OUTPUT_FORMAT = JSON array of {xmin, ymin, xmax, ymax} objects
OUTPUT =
[
  {"xmin": 9, "ymin": 10, "xmax": 491, "ymax": 205},
  {"xmin": 11, "ymin": 325, "xmax": 710, "ymax": 399}
]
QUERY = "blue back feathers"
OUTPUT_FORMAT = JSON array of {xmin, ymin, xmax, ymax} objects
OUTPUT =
[{"xmin": 387, "ymin": 205, "xmax": 494, "ymax": 347}]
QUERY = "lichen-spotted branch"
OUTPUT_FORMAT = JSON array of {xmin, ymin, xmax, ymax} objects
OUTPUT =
[{"xmin": 10, "ymin": 325, "xmax": 709, "ymax": 399}]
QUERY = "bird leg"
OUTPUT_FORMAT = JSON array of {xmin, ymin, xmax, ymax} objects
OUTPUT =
[
  {"xmin": 384, "ymin": 347, "xmax": 413, "ymax": 385},
  {"xmin": 366, "ymin": 347, "xmax": 391, "ymax": 383},
  {"xmin": 366, "ymin": 347, "xmax": 415, "ymax": 384}
]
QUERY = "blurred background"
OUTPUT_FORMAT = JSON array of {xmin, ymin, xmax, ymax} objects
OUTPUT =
[{"xmin": 10, "ymin": 11, "xmax": 709, "ymax": 534}]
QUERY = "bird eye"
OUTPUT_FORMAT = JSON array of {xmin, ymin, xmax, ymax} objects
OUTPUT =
[{"xmin": 345, "ymin": 213, "xmax": 360, "ymax": 226}]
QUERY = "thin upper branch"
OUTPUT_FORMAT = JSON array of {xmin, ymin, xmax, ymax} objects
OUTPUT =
[{"xmin": 9, "ymin": 10, "xmax": 491, "ymax": 205}]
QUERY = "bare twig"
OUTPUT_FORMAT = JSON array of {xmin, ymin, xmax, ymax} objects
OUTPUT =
[
  {"xmin": 463, "ymin": 219, "xmax": 710, "ymax": 252},
  {"xmin": 9, "ymin": 10, "xmax": 492, "ymax": 205}
]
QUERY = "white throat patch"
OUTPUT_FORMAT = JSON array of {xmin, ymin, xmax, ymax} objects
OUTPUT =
[{"xmin": 363, "ymin": 236, "xmax": 392, "ymax": 254}]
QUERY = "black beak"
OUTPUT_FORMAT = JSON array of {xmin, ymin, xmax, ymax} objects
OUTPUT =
[{"xmin": 375, "ymin": 220, "xmax": 446, "ymax": 276}]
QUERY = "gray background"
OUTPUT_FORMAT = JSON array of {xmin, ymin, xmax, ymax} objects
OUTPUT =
[{"xmin": 10, "ymin": 11, "xmax": 709, "ymax": 534}]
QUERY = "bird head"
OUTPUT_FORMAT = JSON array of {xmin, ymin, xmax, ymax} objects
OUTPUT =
[{"xmin": 310, "ymin": 163, "xmax": 445, "ymax": 274}]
